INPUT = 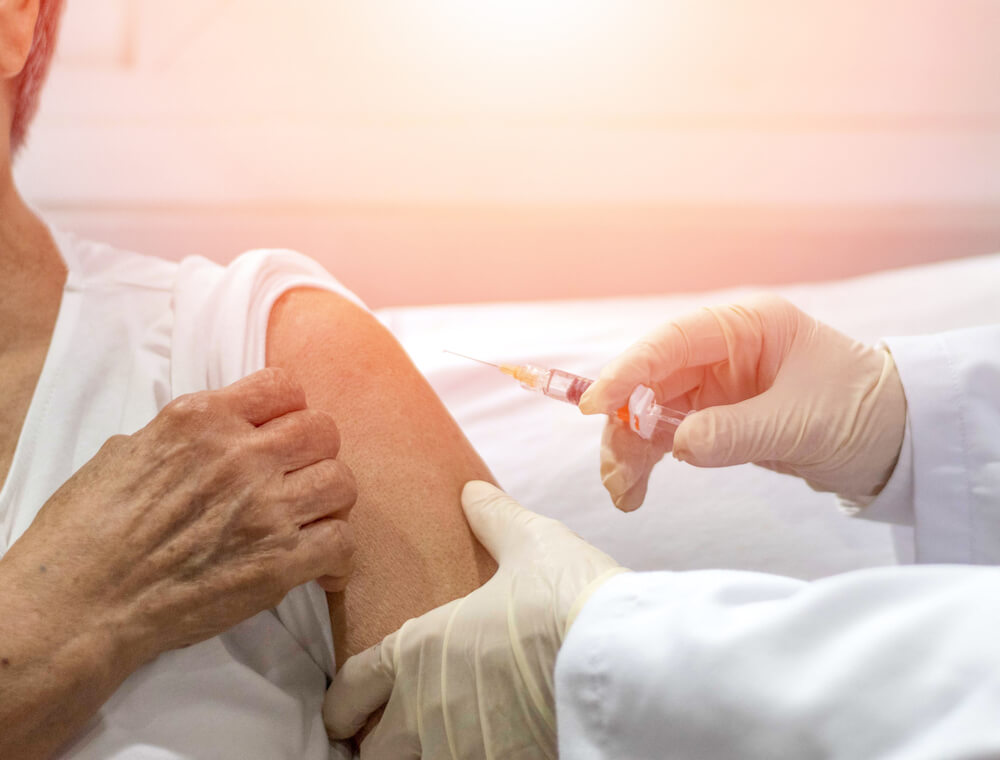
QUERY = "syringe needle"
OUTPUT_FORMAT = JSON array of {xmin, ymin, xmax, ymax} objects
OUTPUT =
[{"xmin": 442, "ymin": 349, "xmax": 502, "ymax": 369}]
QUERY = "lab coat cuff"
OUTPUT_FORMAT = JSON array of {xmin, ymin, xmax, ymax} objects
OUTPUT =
[
  {"xmin": 555, "ymin": 571, "xmax": 664, "ymax": 760},
  {"xmin": 555, "ymin": 569, "xmax": 810, "ymax": 758},
  {"xmin": 838, "ymin": 414, "xmax": 914, "ymax": 525},
  {"xmin": 879, "ymin": 331, "xmax": 1000, "ymax": 564}
]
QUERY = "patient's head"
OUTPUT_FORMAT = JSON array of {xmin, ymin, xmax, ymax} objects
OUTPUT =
[{"xmin": 2, "ymin": 0, "xmax": 64, "ymax": 156}]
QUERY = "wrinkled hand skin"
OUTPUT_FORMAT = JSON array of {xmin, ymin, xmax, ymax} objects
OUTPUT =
[{"xmin": 3, "ymin": 367, "xmax": 358, "ymax": 663}]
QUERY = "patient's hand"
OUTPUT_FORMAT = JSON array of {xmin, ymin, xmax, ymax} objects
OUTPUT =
[
  {"xmin": 7, "ymin": 368, "xmax": 357, "ymax": 656},
  {"xmin": 0, "ymin": 368, "xmax": 356, "ymax": 758}
]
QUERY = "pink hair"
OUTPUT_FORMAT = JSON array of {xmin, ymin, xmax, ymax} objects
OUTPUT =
[{"xmin": 11, "ymin": 0, "xmax": 64, "ymax": 154}]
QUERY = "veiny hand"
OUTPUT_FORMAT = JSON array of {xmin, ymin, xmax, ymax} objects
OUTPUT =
[
  {"xmin": 2, "ymin": 367, "xmax": 356, "ymax": 664},
  {"xmin": 579, "ymin": 294, "xmax": 907, "ymax": 510},
  {"xmin": 324, "ymin": 481, "xmax": 625, "ymax": 759}
]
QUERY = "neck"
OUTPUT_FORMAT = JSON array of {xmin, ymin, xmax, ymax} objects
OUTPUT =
[
  {"xmin": 0, "ymin": 162, "xmax": 60, "ymax": 268},
  {"xmin": 0, "ymin": 160, "xmax": 65, "ymax": 347}
]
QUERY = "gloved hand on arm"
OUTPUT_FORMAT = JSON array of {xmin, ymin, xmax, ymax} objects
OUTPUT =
[
  {"xmin": 323, "ymin": 481, "xmax": 626, "ymax": 759},
  {"xmin": 579, "ymin": 294, "xmax": 907, "ymax": 510}
]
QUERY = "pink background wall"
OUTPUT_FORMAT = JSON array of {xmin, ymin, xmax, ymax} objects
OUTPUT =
[{"xmin": 15, "ymin": 1, "xmax": 1000, "ymax": 306}]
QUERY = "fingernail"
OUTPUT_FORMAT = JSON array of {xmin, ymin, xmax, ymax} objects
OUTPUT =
[
  {"xmin": 671, "ymin": 416, "xmax": 701, "ymax": 464},
  {"xmin": 613, "ymin": 493, "xmax": 641, "ymax": 512}
]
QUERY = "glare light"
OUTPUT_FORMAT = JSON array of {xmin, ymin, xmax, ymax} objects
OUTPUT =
[
  {"xmin": 448, "ymin": 0, "xmax": 606, "ymax": 50},
  {"xmin": 464, "ymin": 0, "xmax": 583, "ymax": 40}
]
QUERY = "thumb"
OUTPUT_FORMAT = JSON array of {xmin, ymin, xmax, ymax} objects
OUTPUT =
[
  {"xmin": 324, "ymin": 630, "xmax": 398, "ymax": 740},
  {"xmin": 461, "ymin": 481, "xmax": 549, "ymax": 564},
  {"xmin": 672, "ymin": 391, "xmax": 788, "ymax": 468},
  {"xmin": 598, "ymin": 420, "xmax": 671, "ymax": 512}
]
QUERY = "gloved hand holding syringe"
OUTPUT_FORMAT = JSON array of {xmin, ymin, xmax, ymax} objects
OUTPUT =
[
  {"xmin": 451, "ymin": 295, "xmax": 907, "ymax": 514},
  {"xmin": 444, "ymin": 350, "xmax": 688, "ymax": 441}
]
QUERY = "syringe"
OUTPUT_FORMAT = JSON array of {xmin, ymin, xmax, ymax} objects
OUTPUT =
[{"xmin": 444, "ymin": 351, "xmax": 688, "ymax": 441}]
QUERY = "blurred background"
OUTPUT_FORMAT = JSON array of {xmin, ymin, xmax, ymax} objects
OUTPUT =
[{"xmin": 15, "ymin": 0, "xmax": 1000, "ymax": 307}]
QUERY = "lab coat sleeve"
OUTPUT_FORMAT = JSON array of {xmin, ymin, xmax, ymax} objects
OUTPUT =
[
  {"xmin": 849, "ymin": 326, "xmax": 1000, "ymax": 563},
  {"xmin": 555, "ymin": 566, "xmax": 1000, "ymax": 760}
]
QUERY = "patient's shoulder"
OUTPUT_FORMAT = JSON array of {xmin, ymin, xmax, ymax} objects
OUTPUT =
[
  {"xmin": 171, "ymin": 247, "xmax": 364, "ymax": 393},
  {"xmin": 267, "ymin": 286, "xmax": 385, "ymax": 375}
]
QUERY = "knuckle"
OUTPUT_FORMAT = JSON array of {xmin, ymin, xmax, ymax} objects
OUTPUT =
[
  {"xmin": 314, "ymin": 460, "xmax": 358, "ymax": 515},
  {"xmin": 747, "ymin": 292, "xmax": 795, "ymax": 318},
  {"xmin": 100, "ymin": 433, "xmax": 130, "ymax": 453},
  {"xmin": 635, "ymin": 336, "xmax": 667, "ymax": 364},
  {"xmin": 289, "ymin": 409, "xmax": 341, "ymax": 455},
  {"xmin": 741, "ymin": 292, "xmax": 806, "ymax": 339},
  {"xmin": 323, "ymin": 520, "xmax": 357, "ymax": 563},
  {"xmin": 163, "ymin": 391, "xmax": 217, "ymax": 425},
  {"xmin": 287, "ymin": 521, "xmax": 356, "ymax": 588},
  {"xmin": 298, "ymin": 455, "xmax": 353, "ymax": 492},
  {"xmin": 93, "ymin": 433, "xmax": 134, "ymax": 468},
  {"xmin": 630, "ymin": 331, "xmax": 682, "ymax": 375},
  {"xmin": 335, "ymin": 519, "xmax": 356, "ymax": 551},
  {"xmin": 313, "ymin": 410, "xmax": 341, "ymax": 453},
  {"xmin": 258, "ymin": 366, "xmax": 286, "ymax": 383},
  {"xmin": 258, "ymin": 366, "xmax": 306, "ymax": 407}
]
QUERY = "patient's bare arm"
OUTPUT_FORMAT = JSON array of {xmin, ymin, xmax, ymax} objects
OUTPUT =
[{"xmin": 267, "ymin": 288, "xmax": 498, "ymax": 662}]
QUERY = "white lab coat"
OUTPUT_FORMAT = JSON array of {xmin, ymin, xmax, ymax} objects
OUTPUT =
[{"xmin": 555, "ymin": 326, "xmax": 1000, "ymax": 759}]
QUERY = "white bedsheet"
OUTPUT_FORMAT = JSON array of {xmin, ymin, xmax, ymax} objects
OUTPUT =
[{"xmin": 377, "ymin": 254, "xmax": 1000, "ymax": 579}]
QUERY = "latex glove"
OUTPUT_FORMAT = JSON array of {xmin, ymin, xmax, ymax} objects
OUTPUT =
[
  {"xmin": 579, "ymin": 294, "xmax": 906, "ymax": 510},
  {"xmin": 323, "ymin": 481, "xmax": 626, "ymax": 759}
]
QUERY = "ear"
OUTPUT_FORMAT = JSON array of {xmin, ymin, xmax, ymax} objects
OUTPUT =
[{"xmin": 0, "ymin": 0, "xmax": 39, "ymax": 81}]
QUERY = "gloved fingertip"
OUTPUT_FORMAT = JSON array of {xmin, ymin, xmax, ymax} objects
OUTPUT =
[
  {"xmin": 602, "ymin": 466, "xmax": 649, "ymax": 511},
  {"xmin": 323, "ymin": 639, "xmax": 396, "ymax": 740},
  {"xmin": 322, "ymin": 700, "xmax": 357, "ymax": 740},
  {"xmin": 578, "ymin": 380, "xmax": 607, "ymax": 414},
  {"xmin": 460, "ymin": 480, "xmax": 537, "ymax": 561},
  {"xmin": 672, "ymin": 410, "xmax": 741, "ymax": 468},
  {"xmin": 613, "ymin": 492, "xmax": 644, "ymax": 512},
  {"xmin": 602, "ymin": 469, "xmax": 627, "ymax": 501},
  {"xmin": 580, "ymin": 375, "xmax": 633, "ymax": 415},
  {"xmin": 671, "ymin": 426, "xmax": 696, "ymax": 463},
  {"xmin": 614, "ymin": 467, "xmax": 653, "ymax": 511},
  {"xmin": 323, "ymin": 690, "xmax": 364, "ymax": 740},
  {"xmin": 671, "ymin": 416, "xmax": 706, "ymax": 465},
  {"xmin": 461, "ymin": 479, "xmax": 503, "ymax": 505}
]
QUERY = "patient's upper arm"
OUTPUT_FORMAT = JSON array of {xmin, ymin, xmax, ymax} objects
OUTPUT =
[{"xmin": 265, "ymin": 287, "xmax": 497, "ymax": 662}]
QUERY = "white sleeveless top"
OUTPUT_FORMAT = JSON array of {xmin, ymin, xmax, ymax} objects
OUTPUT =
[{"xmin": 0, "ymin": 229, "xmax": 362, "ymax": 759}]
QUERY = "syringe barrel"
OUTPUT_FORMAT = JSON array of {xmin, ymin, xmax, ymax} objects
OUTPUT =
[{"xmin": 543, "ymin": 369, "xmax": 594, "ymax": 405}]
